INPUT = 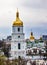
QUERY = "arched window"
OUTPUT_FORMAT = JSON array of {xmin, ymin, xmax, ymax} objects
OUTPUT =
[
  {"xmin": 18, "ymin": 43, "xmax": 20, "ymax": 49},
  {"xmin": 18, "ymin": 27, "xmax": 20, "ymax": 32},
  {"xmin": 18, "ymin": 36, "xmax": 20, "ymax": 38}
]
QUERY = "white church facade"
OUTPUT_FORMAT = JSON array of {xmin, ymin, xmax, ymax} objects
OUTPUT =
[
  {"xmin": 11, "ymin": 9, "xmax": 26, "ymax": 58},
  {"xmin": 7, "ymin": 10, "xmax": 44, "ymax": 60}
]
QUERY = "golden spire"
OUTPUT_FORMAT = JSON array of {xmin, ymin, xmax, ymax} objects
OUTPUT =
[
  {"xmin": 13, "ymin": 9, "xmax": 23, "ymax": 26},
  {"xmin": 16, "ymin": 8, "xmax": 19, "ymax": 18},
  {"xmin": 31, "ymin": 32, "xmax": 33, "ymax": 36}
]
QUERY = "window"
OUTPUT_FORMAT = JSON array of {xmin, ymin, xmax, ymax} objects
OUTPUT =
[
  {"xmin": 18, "ymin": 28, "xmax": 20, "ymax": 32},
  {"xmin": 18, "ymin": 36, "xmax": 20, "ymax": 38},
  {"xmin": 18, "ymin": 56, "xmax": 21, "ymax": 59},
  {"xmin": 18, "ymin": 43, "xmax": 20, "ymax": 49}
]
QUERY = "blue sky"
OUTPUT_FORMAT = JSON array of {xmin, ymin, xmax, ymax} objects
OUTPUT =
[{"xmin": 0, "ymin": 0, "xmax": 47, "ymax": 39}]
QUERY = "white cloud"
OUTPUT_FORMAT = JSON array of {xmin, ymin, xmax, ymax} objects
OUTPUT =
[{"xmin": 22, "ymin": 0, "xmax": 47, "ymax": 9}]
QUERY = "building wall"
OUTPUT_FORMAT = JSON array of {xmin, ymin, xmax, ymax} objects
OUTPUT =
[
  {"xmin": 11, "ymin": 25, "xmax": 26, "ymax": 58},
  {"xmin": 12, "ymin": 26, "xmax": 23, "ymax": 33}
]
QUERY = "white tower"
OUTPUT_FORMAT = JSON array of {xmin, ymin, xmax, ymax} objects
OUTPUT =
[{"xmin": 11, "ymin": 9, "xmax": 26, "ymax": 58}]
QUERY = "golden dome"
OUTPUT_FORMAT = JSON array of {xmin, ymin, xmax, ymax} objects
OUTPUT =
[
  {"xmin": 30, "ymin": 36, "xmax": 35, "ymax": 40},
  {"xmin": 30, "ymin": 32, "xmax": 35, "ymax": 40},
  {"xmin": 13, "ymin": 18, "xmax": 23, "ymax": 26},
  {"xmin": 13, "ymin": 9, "xmax": 23, "ymax": 26}
]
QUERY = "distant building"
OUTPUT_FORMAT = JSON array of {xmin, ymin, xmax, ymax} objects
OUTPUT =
[
  {"xmin": 30, "ymin": 32, "xmax": 35, "ymax": 42},
  {"xmin": 7, "ymin": 36, "xmax": 12, "ymax": 41},
  {"xmin": 26, "ymin": 32, "xmax": 35, "ymax": 48},
  {"xmin": 42, "ymin": 35, "xmax": 47, "ymax": 41}
]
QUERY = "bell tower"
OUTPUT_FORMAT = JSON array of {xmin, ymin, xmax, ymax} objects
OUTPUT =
[{"xmin": 11, "ymin": 9, "xmax": 26, "ymax": 58}]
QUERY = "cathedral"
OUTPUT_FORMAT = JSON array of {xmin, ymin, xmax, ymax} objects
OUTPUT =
[
  {"xmin": 11, "ymin": 9, "xmax": 26, "ymax": 58},
  {"xmin": 7, "ymin": 9, "xmax": 44, "ymax": 60}
]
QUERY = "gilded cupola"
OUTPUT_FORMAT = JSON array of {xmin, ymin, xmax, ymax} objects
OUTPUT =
[
  {"xmin": 13, "ymin": 9, "xmax": 23, "ymax": 26},
  {"xmin": 30, "ymin": 32, "xmax": 35, "ymax": 40}
]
